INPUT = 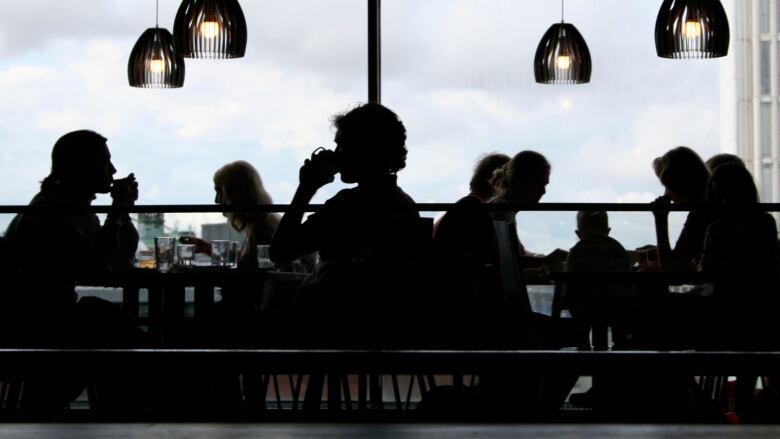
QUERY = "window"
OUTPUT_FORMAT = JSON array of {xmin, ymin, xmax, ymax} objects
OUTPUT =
[
  {"xmin": 0, "ymin": 0, "xmax": 366, "ymax": 236},
  {"xmin": 762, "ymin": 164, "xmax": 774, "ymax": 202},
  {"xmin": 762, "ymin": 103, "xmax": 773, "ymax": 158},
  {"xmin": 382, "ymin": 0, "xmax": 718, "ymax": 252},
  {"xmin": 762, "ymin": 42, "xmax": 772, "ymax": 96},
  {"xmin": 761, "ymin": 0, "xmax": 771, "ymax": 33}
]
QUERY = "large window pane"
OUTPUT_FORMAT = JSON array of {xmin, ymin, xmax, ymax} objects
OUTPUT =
[
  {"xmin": 762, "ymin": 41, "xmax": 771, "ymax": 95},
  {"xmin": 762, "ymin": 164, "xmax": 774, "ymax": 202},
  {"xmin": 761, "ymin": 0, "xmax": 771, "ymax": 33},
  {"xmin": 0, "ymin": 0, "xmax": 366, "ymax": 235},
  {"xmin": 762, "ymin": 103, "xmax": 773, "ymax": 158},
  {"xmin": 383, "ymin": 0, "xmax": 719, "ymax": 252}
]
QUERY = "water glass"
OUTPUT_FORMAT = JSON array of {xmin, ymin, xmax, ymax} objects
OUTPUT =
[
  {"xmin": 177, "ymin": 244, "xmax": 195, "ymax": 267},
  {"xmin": 154, "ymin": 237, "xmax": 176, "ymax": 273},
  {"xmin": 229, "ymin": 241, "xmax": 240, "ymax": 268},
  {"xmin": 257, "ymin": 244, "xmax": 273, "ymax": 269},
  {"xmin": 211, "ymin": 240, "xmax": 230, "ymax": 267}
]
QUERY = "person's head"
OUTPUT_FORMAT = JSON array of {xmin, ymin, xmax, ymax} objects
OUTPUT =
[
  {"xmin": 652, "ymin": 146, "xmax": 709, "ymax": 203},
  {"xmin": 705, "ymin": 153, "xmax": 745, "ymax": 173},
  {"xmin": 493, "ymin": 150, "xmax": 551, "ymax": 204},
  {"xmin": 707, "ymin": 162, "xmax": 759, "ymax": 206},
  {"xmin": 469, "ymin": 153, "xmax": 511, "ymax": 201},
  {"xmin": 575, "ymin": 211, "xmax": 610, "ymax": 240},
  {"xmin": 332, "ymin": 103, "xmax": 407, "ymax": 184},
  {"xmin": 42, "ymin": 130, "xmax": 115, "ymax": 195},
  {"xmin": 213, "ymin": 160, "xmax": 274, "ymax": 231}
]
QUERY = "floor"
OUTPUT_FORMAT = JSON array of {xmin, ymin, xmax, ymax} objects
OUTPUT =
[{"xmin": 1, "ymin": 424, "xmax": 780, "ymax": 439}]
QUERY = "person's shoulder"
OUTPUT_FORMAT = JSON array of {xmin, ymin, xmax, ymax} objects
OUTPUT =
[
  {"xmin": 570, "ymin": 235, "xmax": 627, "ymax": 256},
  {"xmin": 323, "ymin": 187, "xmax": 359, "ymax": 205}
]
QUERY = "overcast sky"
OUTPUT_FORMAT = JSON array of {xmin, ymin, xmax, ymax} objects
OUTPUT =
[{"xmin": 0, "ymin": 0, "xmax": 723, "ymax": 253}]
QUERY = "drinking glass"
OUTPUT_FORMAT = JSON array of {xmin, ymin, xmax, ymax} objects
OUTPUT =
[
  {"xmin": 155, "ymin": 237, "xmax": 176, "ymax": 273},
  {"xmin": 177, "ymin": 244, "xmax": 195, "ymax": 267},
  {"xmin": 257, "ymin": 244, "xmax": 273, "ymax": 269},
  {"xmin": 229, "ymin": 241, "xmax": 240, "ymax": 268},
  {"xmin": 211, "ymin": 240, "xmax": 230, "ymax": 267}
]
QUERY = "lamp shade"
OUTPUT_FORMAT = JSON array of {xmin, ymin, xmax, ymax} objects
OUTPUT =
[
  {"xmin": 655, "ymin": 0, "xmax": 730, "ymax": 59},
  {"xmin": 128, "ymin": 28, "xmax": 185, "ymax": 88},
  {"xmin": 173, "ymin": 0, "xmax": 247, "ymax": 59},
  {"xmin": 534, "ymin": 23, "xmax": 592, "ymax": 85}
]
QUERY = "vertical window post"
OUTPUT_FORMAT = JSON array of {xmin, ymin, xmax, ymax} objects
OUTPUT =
[{"xmin": 368, "ymin": 0, "xmax": 381, "ymax": 103}]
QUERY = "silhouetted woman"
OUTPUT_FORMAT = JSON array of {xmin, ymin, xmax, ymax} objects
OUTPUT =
[
  {"xmin": 489, "ymin": 150, "xmax": 566, "ymax": 269},
  {"xmin": 434, "ymin": 153, "xmax": 511, "ymax": 274},
  {"xmin": 700, "ymin": 163, "xmax": 778, "ymax": 323},
  {"xmin": 651, "ymin": 146, "xmax": 711, "ymax": 272},
  {"xmin": 182, "ymin": 160, "xmax": 280, "ymax": 267}
]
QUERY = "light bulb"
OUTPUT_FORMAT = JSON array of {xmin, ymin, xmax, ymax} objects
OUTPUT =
[
  {"xmin": 149, "ymin": 58, "xmax": 165, "ymax": 74},
  {"xmin": 683, "ymin": 20, "xmax": 702, "ymax": 39},
  {"xmin": 556, "ymin": 55, "xmax": 572, "ymax": 70},
  {"xmin": 199, "ymin": 21, "xmax": 221, "ymax": 39}
]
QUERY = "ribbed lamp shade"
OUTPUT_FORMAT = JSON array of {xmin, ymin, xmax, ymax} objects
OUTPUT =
[
  {"xmin": 173, "ymin": 0, "xmax": 247, "ymax": 59},
  {"xmin": 128, "ymin": 28, "xmax": 185, "ymax": 89},
  {"xmin": 534, "ymin": 23, "xmax": 592, "ymax": 85},
  {"xmin": 655, "ymin": 0, "xmax": 730, "ymax": 59}
]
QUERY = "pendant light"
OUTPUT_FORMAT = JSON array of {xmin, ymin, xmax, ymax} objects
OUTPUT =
[
  {"xmin": 173, "ymin": 0, "xmax": 247, "ymax": 59},
  {"xmin": 655, "ymin": 0, "xmax": 730, "ymax": 59},
  {"xmin": 128, "ymin": 0, "xmax": 185, "ymax": 88},
  {"xmin": 534, "ymin": 0, "xmax": 592, "ymax": 84}
]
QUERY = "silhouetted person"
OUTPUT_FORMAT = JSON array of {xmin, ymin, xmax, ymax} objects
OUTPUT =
[
  {"xmin": 651, "ymin": 146, "xmax": 711, "ymax": 272},
  {"xmin": 699, "ymin": 163, "xmax": 778, "ymax": 344},
  {"xmin": 559, "ymin": 211, "xmax": 632, "ymax": 349},
  {"xmin": 433, "ymin": 153, "xmax": 509, "ymax": 308},
  {"xmin": 4, "ymin": 130, "xmax": 138, "ymax": 337},
  {"xmin": 705, "ymin": 153, "xmax": 745, "ymax": 174},
  {"xmin": 2, "ymin": 130, "xmax": 143, "ymax": 417},
  {"xmin": 181, "ymin": 160, "xmax": 281, "ymax": 266},
  {"xmin": 560, "ymin": 211, "xmax": 633, "ymax": 411},
  {"xmin": 699, "ymin": 163, "xmax": 779, "ymax": 423},
  {"xmin": 490, "ymin": 151, "xmax": 567, "ymax": 270},
  {"xmin": 270, "ymin": 103, "xmax": 420, "ymax": 315}
]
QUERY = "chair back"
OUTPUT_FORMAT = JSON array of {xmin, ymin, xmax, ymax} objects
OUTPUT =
[{"xmin": 492, "ymin": 221, "xmax": 532, "ymax": 316}]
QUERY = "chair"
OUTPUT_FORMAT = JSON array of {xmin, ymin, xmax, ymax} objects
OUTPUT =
[{"xmin": 491, "ymin": 220, "xmax": 532, "ymax": 316}]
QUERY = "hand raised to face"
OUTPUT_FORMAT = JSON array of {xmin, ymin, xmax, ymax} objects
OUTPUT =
[
  {"xmin": 299, "ymin": 148, "xmax": 338, "ymax": 191},
  {"xmin": 111, "ymin": 173, "xmax": 139, "ymax": 206}
]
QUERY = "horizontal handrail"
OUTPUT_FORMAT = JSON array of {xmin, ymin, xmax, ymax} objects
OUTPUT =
[
  {"xmin": 1, "ymin": 202, "xmax": 779, "ymax": 214},
  {"xmin": 0, "ymin": 349, "xmax": 778, "ymax": 375},
  {"xmin": 3, "ymin": 270, "xmax": 765, "ymax": 286}
]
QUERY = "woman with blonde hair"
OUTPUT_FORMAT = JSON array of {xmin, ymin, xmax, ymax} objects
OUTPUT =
[
  {"xmin": 213, "ymin": 161, "xmax": 280, "ymax": 262},
  {"xmin": 182, "ymin": 161, "xmax": 280, "ymax": 266}
]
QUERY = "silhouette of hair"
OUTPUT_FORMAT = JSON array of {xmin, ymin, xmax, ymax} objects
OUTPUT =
[
  {"xmin": 470, "ymin": 153, "xmax": 510, "ymax": 200},
  {"xmin": 213, "ymin": 160, "xmax": 275, "ymax": 232},
  {"xmin": 41, "ymin": 130, "xmax": 107, "ymax": 191},
  {"xmin": 332, "ymin": 103, "xmax": 407, "ymax": 173},
  {"xmin": 653, "ymin": 146, "xmax": 709, "ymax": 202},
  {"xmin": 707, "ymin": 162, "xmax": 760, "ymax": 205},
  {"xmin": 577, "ymin": 211, "xmax": 609, "ymax": 231},
  {"xmin": 705, "ymin": 153, "xmax": 745, "ymax": 173},
  {"xmin": 493, "ymin": 150, "xmax": 551, "ymax": 200}
]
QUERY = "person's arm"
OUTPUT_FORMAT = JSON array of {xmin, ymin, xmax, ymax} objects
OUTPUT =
[
  {"xmin": 652, "ymin": 195, "xmax": 678, "ymax": 271},
  {"xmin": 101, "ymin": 173, "xmax": 139, "ymax": 271},
  {"xmin": 270, "ymin": 154, "xmax": 335, "ymax": 264}
]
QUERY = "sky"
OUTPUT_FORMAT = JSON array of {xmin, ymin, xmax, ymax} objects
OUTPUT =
[{"xmin": 0, "ymin": 0, "xmax": 723, "ymax": 253}]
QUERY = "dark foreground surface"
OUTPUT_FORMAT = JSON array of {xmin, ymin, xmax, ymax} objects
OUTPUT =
[{"xmin": 1, "ymin": 424, "xmax": 780, "ymax": 439}]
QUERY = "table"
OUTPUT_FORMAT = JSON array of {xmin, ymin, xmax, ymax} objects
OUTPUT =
[{"xmin": 74, "ymin": 269, "xmax": 306, "ymax": 342}]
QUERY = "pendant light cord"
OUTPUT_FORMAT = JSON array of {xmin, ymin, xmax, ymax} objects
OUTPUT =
[
  {"xmin": 156, "ymin": 0, "xmax": 159, "ymax": 28},
  {"xmin": 561, "ymin": 0, "xmax": 565, "ymax": 22}
]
